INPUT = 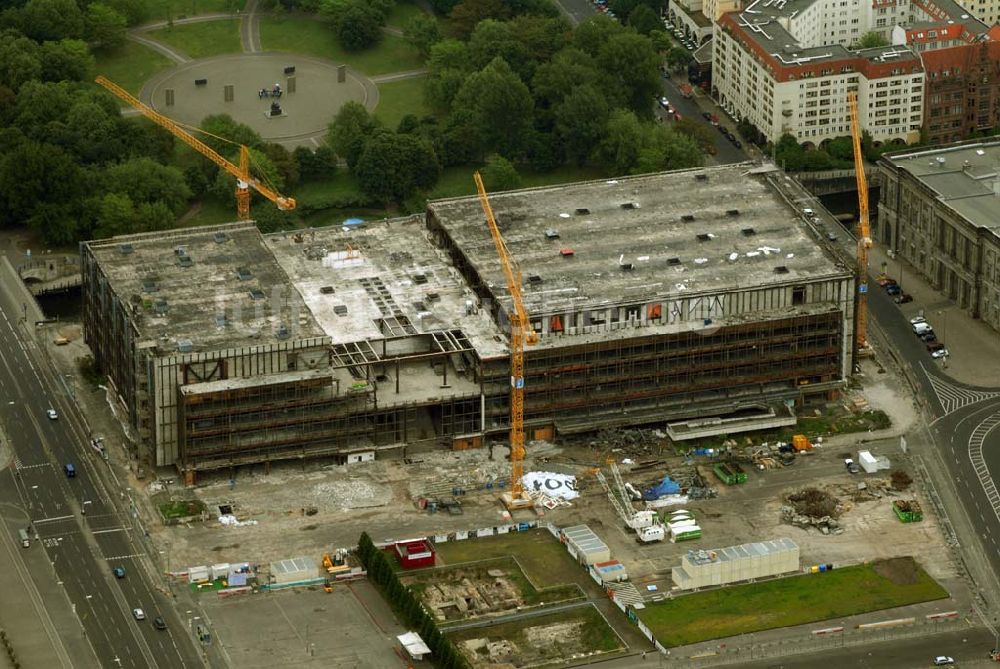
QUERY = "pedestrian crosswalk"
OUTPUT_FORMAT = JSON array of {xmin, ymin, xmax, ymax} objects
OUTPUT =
[
  {"xmin": 968, "ymin": 412, "xmax": 1000, "ymax": 519},
  {"xmin": 922, "ymin": 364, "xmax": 1000, "ymax": 415}
]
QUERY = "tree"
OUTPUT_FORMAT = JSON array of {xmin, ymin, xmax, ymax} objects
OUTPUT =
[
  {"xmin": 673, "ymin": 117, "xmax": 715, "ymax": 154},
  {"xmin": 627, "ymin": 4, "xmax": 660, "ymax": 35},
  {"xmin": 0, "ymin": 141, "xmax": 85, "ymax": 239},
  {"xmin": 468, "ymin": 19, "xmax": 534, "ymax": 81},
  {"xmin": 336, "ymin": 2, "xmax": 383, "ymax": 50},
  {"xmin": 293, "ymin": 145, "xmax": 337, "ymax": 179},
  {"xmin": 666, "ymin": 45, "xmax": 692, "ymax": 72},
  {"xmin": 554, "ymin": 83, "xmax": 609, "ymax": 165},
  {"xmin": 648, "ymin": 29, "xmax": 671, "ymax": 53},
  {"xmin": 448, "ymin": 0, "xmax": 511, "ymax": 40},
  {"xmin": 0, "ymin": 30, "xmax": 42, "ymax": 92},
  {"xmin": 252, "ymin": 201, "xmax": 296, "ymax": 232},
  {"xmin": 326, "ymin": 100, "xmax": 381, "ymax": 169},
  {"xmin": 531, "ymin": 47, "xmax": 603, "ymax": 108},
  {"xmin": 598, "ymin": 109, "xmax": 644, "ymax": 174},
  {"xmin": 18, "ymin": 0, "xmax": 85, "ymax": 41},
  {"xmin": 199, "ymin": 114, "xmax": 263, "ymax": 154},
  {"xmin": 86, "ymin": 3, "xmax": 127, "ymax": 50},
  {"xmin": 39, "ymin": 39, "xmax": 93, "ymax": 83},
  {"xmin": 597, "ymin": 32, "xmax": 661, "ymax": 117},
  {"xmin": 354, "ymin": 131, "xmax": 440, "ymax": 204},
  {"xmin": 263, "ymin": 142, "xmax": 299, "ymax": 187},
  {"xmin": 450, "ymin": 57, "xmax": 534, "ymax": 158},
  {"xmin": 479, "ymin": 154, "xmax": 521, "ymax": 191},
  {"xmin": 427, "ymin": 38, "xmax": 471, "ymax": 72},
  {"xmin": 573, "ymin": 14, "xmax": 624, "ymax": 58},
  {"xmin": 853, "ymin": 31, "xmax": 889, "ymax": 49},
  {"xmin": 103, "ymin": 157, "xmax": 191, "ymax": 214},
  {"xmin": 403, "ymin": 12, "xmax": 441, "ymax": 59}
]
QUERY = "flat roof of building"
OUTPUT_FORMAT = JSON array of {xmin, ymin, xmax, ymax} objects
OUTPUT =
[
  {"xmin": 427, "ymin": 164, "xmax": 849, "ymax": 318},
  {"xmin": 687, "ymin": 537, "xmax": 798, "ymax": 565},
  {"xmin": 265, "ymin": 215, "xmax": 507, "ymax": 359},
  {"xmin": 883, "ymin": 139, "xmax": 1000, "ymax": 228},
  {"xmin": 83, "ymin": 223, "xmax": 325, "ymax": 354}
]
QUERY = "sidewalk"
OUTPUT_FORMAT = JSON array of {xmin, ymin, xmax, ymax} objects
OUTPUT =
[{"xmin": 870, "ymin": 245, "xmax": 1000, "ymax": 388}]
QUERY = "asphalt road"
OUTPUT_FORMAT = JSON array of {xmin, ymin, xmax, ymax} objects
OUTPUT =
[
  {"xmin": 735, "ymin": 626, "xmax": 996, "ymax": 669},
  {"xmin": 0, "ymin": 283, "xmax": 201, "ymax": 667}
]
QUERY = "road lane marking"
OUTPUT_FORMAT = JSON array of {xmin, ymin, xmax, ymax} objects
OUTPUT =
[
  {"xmin": 92, "ymin": 527, "xmax": 126, "ymax": 535},
  {"xmin": 33, "ymin": 514, "xmax": 74, "ymax": 523},
  {"xmin": 102, "ymin": 553, "xmax": 144, "ymax": 561}
]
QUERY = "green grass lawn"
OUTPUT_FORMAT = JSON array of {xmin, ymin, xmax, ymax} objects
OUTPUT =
[
  {"xmin": 448, "ymin": 605, "xmax": 623, "ymax": 666},
  {"xmin": 373, "ymin": 76, "xmax": 429, "ymax": 129},
  {"xmin": 159, "ymin": 499, "xmax": 207, "ymax": 519},
  {"xmin": 94, "ymin": 41, "xmax": 174, "ymax": 97},
  {"xmin": 434, "ymin": 529, "xmax": 595, "ymax": 590},
  {"xmin": 640, "ymin": 558, "xmax": 948, "ymax": 647},
  {"xmin": 293, "ymin": 174, "xmax": 366, "ymax": 206},
  {"xmin": 429, "ymin": 164, "xmax": 607, "ymax": 200},
  {"xmin": 145, "ymin": 0, "xmax": 242, "ymax": 21},
  {"xmin": 259, "ymin": 16, "xmax": 423, "ymax": 75},
  {"xmin": 176, "ymin": 198, "xmax": 241, "ymax": 228},
  {"xmin": 386, "ymin": 0, "xmax": 440, "ymax": 30},
  {"xmin": 150, "ymin": 19, "xmax": 243, "ymax": 58}
]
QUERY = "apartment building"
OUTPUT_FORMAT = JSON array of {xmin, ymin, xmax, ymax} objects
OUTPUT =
[{"xmin": 714, "ymin": 5, "xmax": 924, "ymax": 145}]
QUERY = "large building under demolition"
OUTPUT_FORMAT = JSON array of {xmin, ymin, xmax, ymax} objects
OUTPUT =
[{"xmin": 81, "ymin": 164, "xmax": 856, "ymax": 482}]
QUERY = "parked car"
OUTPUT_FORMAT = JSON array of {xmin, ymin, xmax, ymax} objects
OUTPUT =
[
  {"xmin": 877, "ymin": 276, "xmax": 897, "ymax": 287},
  {"xmin": 910, "ymin": 315, "xmax": 926, "ymax": 325},
  {"xmin": 931, "ymin": 348, "xmax": 949, "ymax": 359},
  {"xmin": 933, "ymin": 657, "xmax": 954, "ymax": 666},
  {"xmin": 919, "ymin": 332, "xmax": 937, "ymax": 343},
  {"xmin": 733, "ymin": 140, "xmax": 743, "ymax": 149},
  {"xmin": 659, "ymin": 96, "xmax": 670, "ymax": 109},
  {"xmin": 894, "ymin": 293, "xmax": 913, "ymax": 304},
  {"xmin": 886, "ymin": 284, "xmax": 902, "ymax": 296},
  {"xmin": 927, "ymin": 342, "xmax": 945, "ymax": 352},
  {"xmin": 826, "ymin": 232, "xmax": 838, "ymax": 241}
]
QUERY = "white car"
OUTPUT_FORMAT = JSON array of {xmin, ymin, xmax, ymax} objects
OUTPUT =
[
  {"xmin": 909, "ymin": 316, "xmax": 926, "ymax": 325},
  {"xmin": 133, "ymin": 608, "xmax": 145, "ymax": 621},
  {"xmin": 46, "ymin": 409, "xmax": 58, "ymax": 420},
  {"xmin": 659, "ymin": 96, "xmax": 670, "ymax": 109},
  {"xmin": 933, "ymin": 657, "xmax": 954, "ymax": 666},
  {"xmin": 931, "ymin": 348, "xmax": 949, "ymax": 359}
]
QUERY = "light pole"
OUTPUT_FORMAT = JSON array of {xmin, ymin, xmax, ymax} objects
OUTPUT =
[{"xmin": 938, "ymin": 309, "xmax": 948, "ymax": 368}]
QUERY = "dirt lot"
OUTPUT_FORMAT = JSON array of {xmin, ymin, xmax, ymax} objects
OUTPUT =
[{"xmin": 451, "ymin": 605, "xmax": 625, "ymax": 669}]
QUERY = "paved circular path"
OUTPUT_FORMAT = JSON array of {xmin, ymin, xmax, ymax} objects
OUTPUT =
[{"xmin": 144, "ymin": 52, "xmax": 368, "ymax": 145}]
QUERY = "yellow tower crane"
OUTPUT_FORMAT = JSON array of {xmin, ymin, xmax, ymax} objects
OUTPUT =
[
  {"xmin": 95, "ymin": 75, "xmax": 295, "ymax": 221},
  {"xmin": 474, "ymin": 172, "xmax": 538, "ymax": 511},
  {"xmin": 847, "ymin": 89, "xmax": 872, "ymax": 350}
]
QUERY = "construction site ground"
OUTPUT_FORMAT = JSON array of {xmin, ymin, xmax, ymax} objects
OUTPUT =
[{"xmin": 39, "ymin": 308, "xmax": 973, "ymax": 662}]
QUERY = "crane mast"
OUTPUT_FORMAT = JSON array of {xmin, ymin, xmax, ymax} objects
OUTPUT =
[
  {"xmin": 474, "ymin": 172, "xmax": 537, "ymax": 510},
  {"xmin": 95, "ymin": 76, "xmax": 295, "ymax": 221},
  {"xmin": 847, "ymin": 90, "xmax": 872, "ymax": 349}
]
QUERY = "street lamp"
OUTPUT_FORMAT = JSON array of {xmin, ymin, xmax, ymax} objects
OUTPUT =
[{"xmin": 937, "ymin": 309, "xmax": 948, "ymax": 368}]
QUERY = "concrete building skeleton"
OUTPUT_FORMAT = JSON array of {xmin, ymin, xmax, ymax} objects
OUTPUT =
[{"xmin": 81, "ymin": 164, "xmax": 856, "ymax": 483}]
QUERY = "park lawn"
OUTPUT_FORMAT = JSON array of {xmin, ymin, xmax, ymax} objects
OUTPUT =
[
  {"xmin": 145, "ymin": 0, "xmax": 241, "ymax": 21},
  {"xmin": 373, "ymin": 76, "xmax": 429, "ymax": 129},
  {"xmin": 639, "ymin": 559, "xmax": 948, "ymax": 647},
  {"xmin": 177, "ymin": 198, "xmax": 241, "ymax": 227},
  {"xmin": 150, "ymin": 19, "xmax": 243, "ymax": 58},
  {"xmin": 434, "ymin": 529, "xmax": 590, "ymax": 590},
  {"xmin": 386, "ymin": 0, "xmax": 441, "ymax": 30},
  {"xmin": 94, "ymin": 41, "xmax": 174, "ymax": 97},
  {"xmin": 429, "ymin": 164, "xmax": 607, "ymax": 200},
  {"xmin": 292, "ymin": 173, "xmax": 367, "ymax": 207},
  {"xmin": 259, "ymin": 16, "xmax": 423, "ymax": 75}
]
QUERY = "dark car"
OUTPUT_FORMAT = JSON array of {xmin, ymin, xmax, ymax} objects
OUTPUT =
[
  {"xmin": 894, "ymin": 293, "xmax": 913, "ymax": 304},
  {"xmin": 886, "ymin": 284, "xmax": 902, "ymax": 296},
  {"xmin": 733, "ymin": 140, "xmax": 743, "ymax": 149},
  {"xmin": 702, "ymin": 111, "xmax": 713, "ymax": 121},
  {"xmin": 113, "ymin": 566, "xmax": 126, "ymax": 579},
  {"xmin": 927, "ymin": 342, "xmax": 945, "ymax": 353},
  {"xmin": 919, "ymin": 332, "xmax": 937, "ymax": 343},
  {"xmin": 153, "ymin": 617, "xmax": 167, "ymax": 630}
]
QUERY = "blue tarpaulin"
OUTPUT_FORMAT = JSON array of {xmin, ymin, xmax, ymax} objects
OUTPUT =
[
  {"xmin": 643, "ymin": 475, "xmax": 681, "ymax": 501},
  {"xmin": 343, "ymin": 218, "xmax": 364, "ymax": 226}
]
